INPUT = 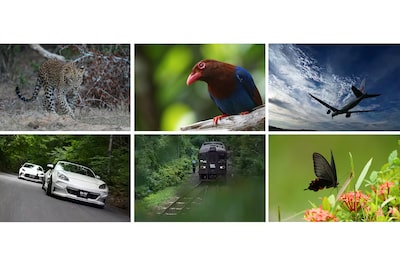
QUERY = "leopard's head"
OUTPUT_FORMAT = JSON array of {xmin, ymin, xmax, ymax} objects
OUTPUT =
[{"xmin": 63, "ymin": 62, "xmax": 84, "ymax": 90}]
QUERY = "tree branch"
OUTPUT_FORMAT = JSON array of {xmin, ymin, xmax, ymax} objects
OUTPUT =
[
  {"xmin": 29, "ymin": 44, "xmax": 66, "ymax": 61},
  {"xmin": 180, "ymin": 105, "xmax": 265, "ymax": 131}
]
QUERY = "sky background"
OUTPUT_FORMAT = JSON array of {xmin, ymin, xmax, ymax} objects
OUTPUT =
[{"xmin": 269, "ymin": 44, "xmax": 400, "ymax": 130}]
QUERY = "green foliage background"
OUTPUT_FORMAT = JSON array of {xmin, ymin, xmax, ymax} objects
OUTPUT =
[
  {"xmin": 269, "ymin": 135, "xmax": 400, "ymax": 221},
  {"xmin": 0, "ymin": 135, "xmax": 130, "ymax": 207},
  {"xmin": 135, "ymin": 134, "xmax": 265, "ymax": 221},
  {"xmin": 135, "ymin": 44, "xmax": 265, "ymax": 130},
  {"xmin": 135, "ymin": 135, "xmax": 265, "ymax": 199}
]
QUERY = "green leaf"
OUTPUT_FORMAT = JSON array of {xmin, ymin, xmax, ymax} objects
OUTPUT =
[
  {"xmin": 327, "ymin": 194, "xmax": 336, "ymax": 208},
  {"xmin": 321, "ymin": 196, "xmax": 335, "ymax": 212},
  {"xmin": 308, "ymin": 200, "xmax": 318, "ymax": 208},
  {"xmin": 369, "ymin": 170, "xmax": 378, "ymax": 182},
  {"xmin": 388, "ymin": 150, "xmax": 398, "ymax": 165},
  {"xmin": 336, "ymin": 172, "xmax": 353, "ymax": 201},
  {"xmin": 335, "ymin": 152, "xmax": 355, "ymax": 201},
  {"xmin": 355, "ymin": 157, "xmax": 373, "ymax": 191},
  {"xmin": 349, "ymin": 152, "xmax": 355, "ymax": 177},
  {"xmin": 365, "ymin": 170, "xmax": 378, "ymax": 187},
  {"xmin": 392, "ymin": 157, "xmax": 400, "ymax": 167},
  {"xmin": 381, "ymin": 197, "xmax": 396, "ymax": 208}
]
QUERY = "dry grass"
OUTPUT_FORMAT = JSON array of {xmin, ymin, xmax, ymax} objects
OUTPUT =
[{"xmin": 1, "ymin": 80, "xmax": 130, "ymax": 131}]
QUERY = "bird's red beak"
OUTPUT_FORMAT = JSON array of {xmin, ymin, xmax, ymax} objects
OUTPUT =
[{"xmin": 186, "ymin": 72, "xmax": 201, "ymax": 86}]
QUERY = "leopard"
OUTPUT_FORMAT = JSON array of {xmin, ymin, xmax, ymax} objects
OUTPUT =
[{"xmin": 16, "ymin": 59, "xmax": 84, "ymax": 118}]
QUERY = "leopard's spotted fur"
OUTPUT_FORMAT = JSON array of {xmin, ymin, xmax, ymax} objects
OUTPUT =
[{"xmin": 16, "ymin": 59, "xmax": 84, "ymax": 118}]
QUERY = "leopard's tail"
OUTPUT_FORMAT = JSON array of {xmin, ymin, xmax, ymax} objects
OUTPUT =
[{"xmin": 16, "ymin": 78, "xmax": 41, "ymax": 102}]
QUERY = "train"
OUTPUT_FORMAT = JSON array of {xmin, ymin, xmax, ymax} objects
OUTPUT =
[{"xmin": 198, "ymin": 141, "xmax": 227, "ymax": 180}]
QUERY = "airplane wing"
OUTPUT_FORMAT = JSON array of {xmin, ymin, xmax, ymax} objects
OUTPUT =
[
  {"xmin": 309, "ymin": 93, "xmax": 339, "ymax": 112},
  {"xmin": 347, "ymin": 109, "xmax": 377, "ymax": 114}
]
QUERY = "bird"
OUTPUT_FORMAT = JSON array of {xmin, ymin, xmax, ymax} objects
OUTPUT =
[{"xmin": 186, "ymin": 59, "xmax": 263, "ymax": 124}]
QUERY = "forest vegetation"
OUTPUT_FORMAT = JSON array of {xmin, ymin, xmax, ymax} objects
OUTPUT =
[
  {"xmin": 0, "ymin": 135, "xmax": 130, "ymax": 210},
  {"xmin": 135, "ymin": 135, "xmax": 265, "ymax": 221},
  {"xmin": 135, "ymin": 44, "xmax": 265, "ymax": 131}
]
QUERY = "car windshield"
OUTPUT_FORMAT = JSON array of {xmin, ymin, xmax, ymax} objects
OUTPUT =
[
  {"xmin": 24, "ymin": 164, "xmax": 35, "ymax": 168},
  {"xmin": 57, "ymin": 162, "xmax": 96, "ymax": 178}
]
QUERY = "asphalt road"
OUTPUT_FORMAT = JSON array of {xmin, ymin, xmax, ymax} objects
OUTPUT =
[{"xmin": 0, "ymin": 172, "xmax": 130, "ymax": 222}]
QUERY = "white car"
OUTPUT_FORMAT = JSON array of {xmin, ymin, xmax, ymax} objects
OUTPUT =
[
  {"xmin": 43, "ymin": 161, "xmax": 108, "ymax": 208},
  {"xmin": 18, "ymin": 162, "xmax": 45, "ymax": 183}
]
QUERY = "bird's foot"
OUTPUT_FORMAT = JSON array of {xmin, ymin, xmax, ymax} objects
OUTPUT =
[{"xmin": 213, "ymin": 114, "xmax": 229, "ymax": 125}]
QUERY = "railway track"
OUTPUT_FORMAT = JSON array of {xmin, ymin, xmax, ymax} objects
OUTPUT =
[{"xmin": 161, "ymin": 182, "xmax": 208, "ymax": 216}]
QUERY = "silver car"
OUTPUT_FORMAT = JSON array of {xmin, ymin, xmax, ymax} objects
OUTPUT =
[
  {"xmin": 43, "ymin": 161, "xmax": 108, "ymax": 208},
  {"xmin": 18, "ymin": 162, "xmax": 45, "ymax": 183}
]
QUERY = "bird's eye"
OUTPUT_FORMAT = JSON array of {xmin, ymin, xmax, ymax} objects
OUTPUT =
[{"xmin": 198, "ymin": 62, "xmax": 206, "ymax": 69}]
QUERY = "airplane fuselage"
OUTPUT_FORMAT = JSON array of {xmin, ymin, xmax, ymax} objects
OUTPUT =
[
  {"xmin": 332, "ymin": 97, "xmax": 365, "ymax": 117},
  {"xmin": 309, "ymin": 79, "xmax": 380, "ymax": 118},
  {"xmin": 331, "ymin": 93, "xmax": 379, "ymax": 117}
]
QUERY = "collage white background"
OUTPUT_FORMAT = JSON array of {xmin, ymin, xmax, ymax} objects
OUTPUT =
[{"xmin": 1, "ymin": 0, "xmax": 399, "ymax": 266}]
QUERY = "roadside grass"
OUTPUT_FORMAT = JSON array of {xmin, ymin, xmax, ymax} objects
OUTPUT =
[
  {"xmin": 135, "ymin": 186, "xmax": 180, "ymax": 218},
  {"xmin": 135, "ymin": 175, "xmax": 266, "ymax": 222}
]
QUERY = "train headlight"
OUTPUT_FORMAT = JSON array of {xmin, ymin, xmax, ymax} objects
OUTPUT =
[
  {"xmin": 219, "ymin": 166, "xmax": 225, "ymax": 169},
  {"xmin": 200, "ymin": 165, "xmax": 207, "ymax": 169}
]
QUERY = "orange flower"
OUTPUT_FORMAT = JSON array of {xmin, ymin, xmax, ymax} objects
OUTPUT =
[
  {"xmin": 376, "ymin": 208, "xmax": 384, "ymax": 217},
  {"xmin": 378, "ymin": 181, "xmax": 395, "ymax": 196},
  {"xmin": 339, "ymin": 191, "xmax": 370, "ymax": 212},
  {"xmin": 304, "ymin": 207, "xmax": 338, "ymax": 222},
  {"xmin": 388, "ymin": 207, "xmax": 400, "ymax": 219}
]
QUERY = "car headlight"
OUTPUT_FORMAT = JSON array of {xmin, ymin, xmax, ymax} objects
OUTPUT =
[
  {"xmin": 99, "ymin": 184, "xmax": 107, "ymax": 189},
  {"xmin": 58, "ymin": 173, "xmax": 69, "ymax": 181}
]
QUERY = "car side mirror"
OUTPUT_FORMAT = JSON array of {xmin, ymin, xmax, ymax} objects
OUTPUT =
[
  {"xmin": 95, "ymin": 175, "xmax": 101, "ymax": 179},
  {"xmin": 47, "ymin": 164, "xmax": 54, "ymax": 169}
]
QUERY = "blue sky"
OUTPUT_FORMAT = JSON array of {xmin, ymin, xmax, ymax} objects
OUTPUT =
[{"xmin": 269, "ymin": 44, "xmax": 400, "ymax": 130}]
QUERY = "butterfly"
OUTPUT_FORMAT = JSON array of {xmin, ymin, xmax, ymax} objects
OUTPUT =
[{"xmin": 305, "ymin": 150, "xmax": 339, "ymax": 191}]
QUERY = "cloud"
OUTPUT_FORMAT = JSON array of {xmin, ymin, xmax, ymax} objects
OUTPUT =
[{"xmin": 268, "ymin": 44, "xmax": 392, "ymax": 130}]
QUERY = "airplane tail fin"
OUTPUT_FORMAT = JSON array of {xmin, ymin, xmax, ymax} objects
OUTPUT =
[
  {"xmin": 351, "ymin": 79, "xmax": 366, "ymax": 97},
  {"xmin": 359, "ymin": 79, "xmax": 366, "ymax": 92},
  {"xmin": 351, "ymin": 85, "xmax": 364, "ymax": 98},
  {"xmin": 352, "ymin": 79, "xmax": 380, "ymax": 98}
]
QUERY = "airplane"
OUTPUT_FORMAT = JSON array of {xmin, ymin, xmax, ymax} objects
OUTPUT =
[{"xmin": 309, "ymin": 79, "xmax": 381, "ymax": 118}]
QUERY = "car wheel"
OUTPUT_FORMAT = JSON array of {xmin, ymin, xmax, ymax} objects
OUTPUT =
[{"xmin": 46, "ymin": 178, "xmax": 53, "ymax": 196}]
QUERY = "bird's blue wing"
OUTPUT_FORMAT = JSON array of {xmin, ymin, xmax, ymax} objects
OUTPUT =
[{"xmin": 235, "ymin": 66, "xmax": 260, "ymax": 105}]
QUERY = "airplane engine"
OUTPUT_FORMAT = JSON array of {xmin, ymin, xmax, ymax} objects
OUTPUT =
[
  {"xmin": 346, "ymin": 113, "xmax": 351, "ymax": 118},
  {"xmin": 327, "ymin": 110, "xmax": 331, "ymax": 114}
]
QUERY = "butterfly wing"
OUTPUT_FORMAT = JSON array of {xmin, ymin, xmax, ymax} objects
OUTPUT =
[
  {"xmin": 305, "ymin": 152, "xmax": 338, "ymax": 191},
  {"xmin": 329, "ymin": 150, "xmax": 338, "ymax": 187}
]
